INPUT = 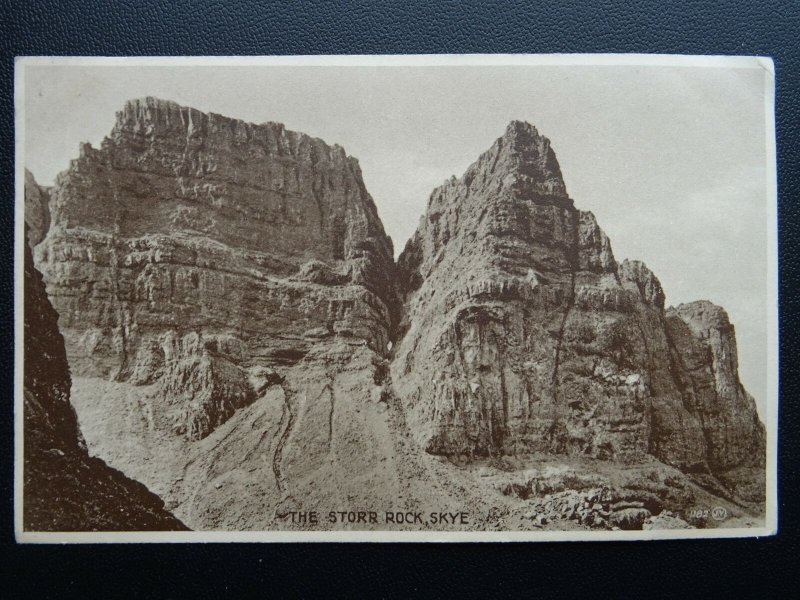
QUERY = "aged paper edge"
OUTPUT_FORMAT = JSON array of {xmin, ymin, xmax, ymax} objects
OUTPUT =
[{"xmin": 13, "ymin": 54, "xmax": 779, "ymax": 543}]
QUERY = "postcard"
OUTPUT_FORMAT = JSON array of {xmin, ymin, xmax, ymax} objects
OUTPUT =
[{"xmin": 15, "ymin": 54, "xmax": 778, "ymax": 542}]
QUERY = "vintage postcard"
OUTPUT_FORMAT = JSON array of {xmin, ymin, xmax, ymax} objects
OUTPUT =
[{"xmin": 14, "ymin": 55, "xmax": 778, "ymax": 542}]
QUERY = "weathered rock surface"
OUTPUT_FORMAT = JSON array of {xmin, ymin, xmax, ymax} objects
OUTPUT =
[
  {"xmin": 29, "ymin": 105, "xmax": 764, "ymax": 530},
  {"xmin": 25, "ymin": 169, "xmax": 50, "ymax": 246},
  {"xmin": 394, "ymin": 121, "xmax": 764, "ymax": 503},
  {"xmin": 23, "ymin": 226, "xmax": 187, "ymax": 531},
  {"xmin": 36, "ymin": 97, "xmax": 398, "ymax": 440},
  {"xmin": 665, "ymin": 301, "xmax": 766, "ymax": 501}
]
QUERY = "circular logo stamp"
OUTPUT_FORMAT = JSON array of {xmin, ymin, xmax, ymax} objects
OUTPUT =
[{"xmin": 711, "ymin": 506, "xmax": 728, "ymax": 521}]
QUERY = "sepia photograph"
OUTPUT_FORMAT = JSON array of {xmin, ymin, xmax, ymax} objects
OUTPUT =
[{"xmin": 14, "ymin": 55, "xmax": 778, "ymax": 542}]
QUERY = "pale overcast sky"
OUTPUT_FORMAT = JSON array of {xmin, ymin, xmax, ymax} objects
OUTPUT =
[{"xmin": 20, "ymin": 61, "xmax": 772, "ymax": 412}]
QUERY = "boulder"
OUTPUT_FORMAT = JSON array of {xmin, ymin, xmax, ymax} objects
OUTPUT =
[{"xmin": 610, "ymin": 508, "xmax": 652, "ymax": 530}]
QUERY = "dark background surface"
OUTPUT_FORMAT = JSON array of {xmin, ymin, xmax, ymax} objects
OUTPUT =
[{"xmin": 1, "ymin": 0, "xmax": 798, "ymax": 596}]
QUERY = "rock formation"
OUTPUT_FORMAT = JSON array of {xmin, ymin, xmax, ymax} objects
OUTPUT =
[
  {"xmin": 26, "ymin": 103, "xmax": 765, "ymax": 531},
  {"xmin": 394, "ymin": 121, "xmax": 764, "ymax": 499},
  {"xmin": 25, "ymin": 168, "xmax": 50, "ymax": 246},
  {"xmin": 23, "ymin": 225, "xmax": 187, "ymax": 531},
  {"xmin": 34, "ymin": 97, "xmax": 398, "ymax": 440}
]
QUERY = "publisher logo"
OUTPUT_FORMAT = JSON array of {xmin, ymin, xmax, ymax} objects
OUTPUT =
[{"xmin": 711, "ymin": 506, "xmax": 728, "ymax": 521}]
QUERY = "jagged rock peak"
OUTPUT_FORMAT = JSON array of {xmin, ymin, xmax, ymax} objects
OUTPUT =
[
  {"xmin": 670, "ymin": 299, "xmax": 732, "ymax": 327},
  {"xmin": 619, "ymin": 259, "xmax": 666, "ymax": 310},
  {"xmin": 447, "ymin": 120, "xmax": 569, "ymax": 204},
  {"xmin": 393, "ymin": 120, "xmax": 764, "ymax": 503},
  {"xmin": 502, "ymin": 119, "xmax": 549, "ymax": 148},
  {"xmin": 53, "ymin": 96, "xmax": 394, "ymax": 267},
  {"xmin": 111, "ymin": 96, "xmax": 352, "ymax": 165}
]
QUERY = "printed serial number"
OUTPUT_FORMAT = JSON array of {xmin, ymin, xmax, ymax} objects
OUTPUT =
[{"xmin": 688, "ymin": 507, "xmax": 728, "ymax": 521}]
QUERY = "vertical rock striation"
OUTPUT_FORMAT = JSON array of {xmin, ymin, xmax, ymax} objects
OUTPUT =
[
  {"xmin": 394, "ymin": 121, "xmax": 764, "ymax": 498},
  {"xmin": 23, "ymin": 226, "xmax": 188, "ymax": 531},
  {"xmin": 665, "ymin": 301, "xmax": 766, "ymax": 500}
]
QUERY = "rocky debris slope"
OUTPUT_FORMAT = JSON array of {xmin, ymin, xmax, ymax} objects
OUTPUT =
[
  {"xmin": 23, "ymin": 226, "xmax": 188, "ymax": 531},
  {"xmin": 25, "ymin": 169, "xmax": 50, "ymax": 246},
  {"xmin": 70, "ymin": 343, "xmax": 523, "ymax": 531},
  {"xmin": 394, "ymin": 121, "xmax": 764, "ymax": 503},
  {"xmin": 492, "ymin": 463, "xmax": 697, "ymax": 530},
  {"xmin": 34, "ymin": 97, "xmax": 398, "ymax": 440},
  {"xmin": 521, "ymin": 489, "xmax": 690, "ymax": 531}
]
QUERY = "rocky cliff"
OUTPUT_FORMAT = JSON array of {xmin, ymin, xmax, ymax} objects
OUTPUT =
[
  {"xmin": 394, "ymin": 121, "xmax": 764, "ymax": 500},
  {"xmin": 27, "ymin": 105, "xmax": 765, "ymax": 531},
  {"xmin": 23, "ymin": 226, "xmax": 188, "ymax": 531},
  {"xmin": 25, "ymin": 169, "xmax": 50, "ymax": 246},
  {"xmin": 35, "ymin": 97, "xmax": 398, "ymax": 440}
]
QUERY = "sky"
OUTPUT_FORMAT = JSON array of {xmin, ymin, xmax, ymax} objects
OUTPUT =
[{"xmin": 20, "ymin": 60, "xmax": 773, "ymax": 412}]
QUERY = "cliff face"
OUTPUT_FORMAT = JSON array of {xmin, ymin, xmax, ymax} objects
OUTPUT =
[
  {"xmin": 35, "ymin": 97, "xmax": 398, "ymax": 440},
  {"xmin": 394, "ymin": 122, "xmax": 764, "ymax": 494},
  {"xmin": 25, "ymin": 169, "xmax": 50, "ymax": 246},
  {"xmin": 23, "ymin": 227, "xmax": 187, "ymax": 531},
  {"xmin": 28, "ymin": 105, "xmax": 765, "ymax": 530},
  {"xmin": 665, "ymin": 301, "xmax": 766, "ymax": 501}
]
